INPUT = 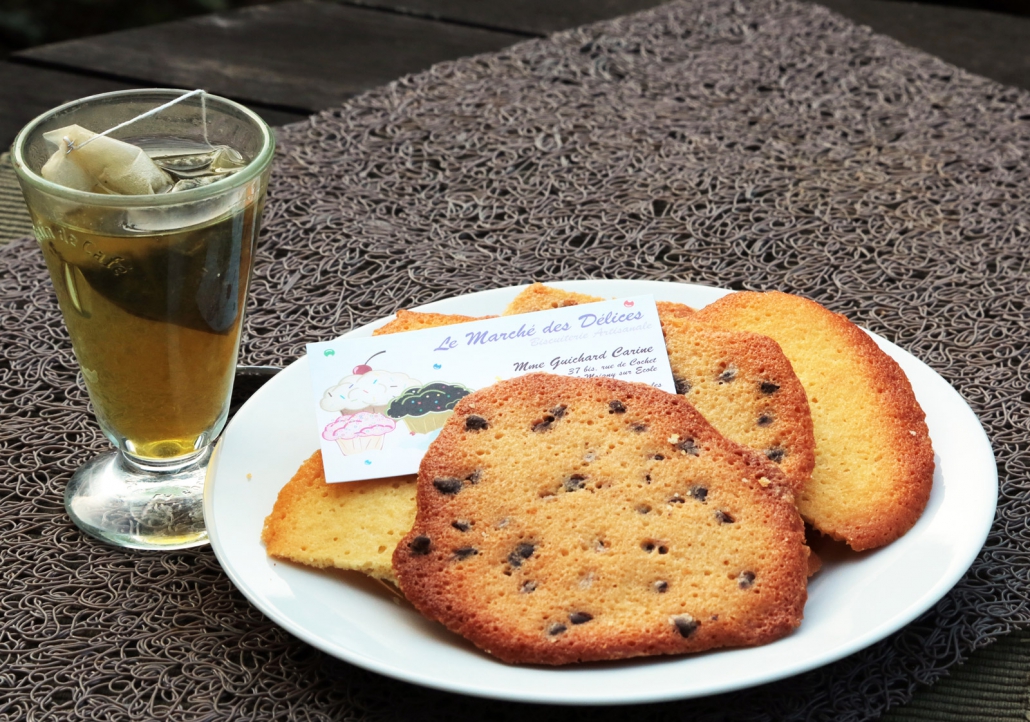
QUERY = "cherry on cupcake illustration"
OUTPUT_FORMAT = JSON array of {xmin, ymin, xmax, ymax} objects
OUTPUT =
[{"xmin": 352, "ymin": 350, "xmax": 385, "ymax": 375}]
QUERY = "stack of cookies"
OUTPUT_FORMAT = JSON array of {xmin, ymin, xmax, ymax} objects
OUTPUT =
[{"xmin": 262, "ymin": 284, "xmax": 934, "ymax": 665}]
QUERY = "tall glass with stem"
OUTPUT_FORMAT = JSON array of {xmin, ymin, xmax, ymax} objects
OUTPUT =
[{"xmin": 11, "ymin": 89, "xmax": 275, "ymax": 549}]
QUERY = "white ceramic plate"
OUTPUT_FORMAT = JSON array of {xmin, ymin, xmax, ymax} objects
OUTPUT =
[{"xmin": 204, "ymin": 280, "xmax": 997, "ymax": 705}]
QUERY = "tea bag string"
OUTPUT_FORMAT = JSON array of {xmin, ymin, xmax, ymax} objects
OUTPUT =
[{"xmin": 68, "ymin": 89, "xmax": 210, "ymax": 153}]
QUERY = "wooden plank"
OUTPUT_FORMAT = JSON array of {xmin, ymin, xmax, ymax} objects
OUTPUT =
[
  {"xmin": 344, "ymin": 0, "xmax": 667, "ymax": 36},
  {"xmin": 812, "ymin": 0, "xmax": 1030, "ymax": 91},
  {"xmin": 0, "ymin": 63, "xmax": 140, "ymax": 148},
  {"xmin": 344, "ymin": 0, "xmax": 666, "ymax": 35},
  {"xmin": 0, "ymin": 61, "xmax": 308, "ymax": 148},
  {"xmin": 14, "ymin": 1, "xmax": 526, "ymax": 113}
]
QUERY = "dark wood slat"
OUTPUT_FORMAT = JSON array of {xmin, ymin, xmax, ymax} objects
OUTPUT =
[
  {"xmin": 813, "ymin": 0, "xmax": 1030, "ymax": 91},
  {"xmin": 0, "ymin": 63, "xmax": 140, "ymax": 148},
  {"xmin": 14, "ymin": 1, "xmax": 526, "ymax": 113},
  {"xmin": 0, "ymin": 62, "xmax": 308, "ymax": 148},
  {"xmin": 343, "ymin": 0, "xmax": 667, "ymax": 36}
]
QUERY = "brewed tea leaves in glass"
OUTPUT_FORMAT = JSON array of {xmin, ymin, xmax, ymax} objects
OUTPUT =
[
  {"xmin": 150, "ymin": 145, "xmax": 246, "ymax": 178},
  {"xmin": 148, "ymin": 145, "xmax": 248, "ymax": 192},
  {"xmin": 41, "ymin": 125, "xmax": 173, "ymax": 195}
]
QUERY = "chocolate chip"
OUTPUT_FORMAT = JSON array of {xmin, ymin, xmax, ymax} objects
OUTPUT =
[
  {"xmin": 548, "ymin": 623, "xmax": 567, "ymax": 636},
  {"xmin": 674, "ymin": 376, "xmax": 692, "ymax": 395},
  {"xmin": 672, "ymin": 615, "xmax": 699, "ymax": 638},
  {"xmin": 651, "ymin": 453, "xmax": 665, "ymax": 461},
  {"xmin": 508, "ymin": 542, "xmax": 535, "ymax": 567},
  {"xmin": 551, "ymin": 405, "xmax": 568, "ymax": 419},
  {"xmin": 409, "ymin": 536, "xmax": 431, "ymax": 555},
  {"xmin": 433, "ymin": 477, "xmax": 462, "ymax": 495},
  {"xmin": 760, "ymin": 381, "xmax": 780, "ymax": 395},
  {"xmin": 668, "ymin": 494, "xmax": 684, "ymax": 504},
  {"xmin": 645, "ymin": 474, "xmax": 652, "ymax": 483},
  {"xmin": 564, "ymin": 474, "xmax": 587, "ymax": 492},
  {"xmin": 630, "ymin": 422, "xmax": 648, "ymax": 433},
  {"xmin": 738, "ymin": 571, "xmax": 756, "ymax": 589},
  {"xmin": 715, "ymin": 510, "xmax": 735, "ymax": 524},
  {"xmin": 658, "ymin": 545, "xmax": 669, "ymax": 554},
  {"xmin": 532, "ymin": 415, "xmax": 556, "ymax": 432},
  {"xmin": 654, "ymin": 580, "xmax": 669, "ymax": 593},
  {"xmin": 688, "ymin": 485, "xmax": 708, "ymax": 502},
  {"xmin": 642, "ymin": 541, "xmax": 657, "ymax": 552},
  {"xmin": 453, "ymin": 547, "xmax": 478, "ymax": 560},
  {"xmin": 465, "ymin": 415, "xmax": 489, "ymax": 431},
  {"xmin": 757, "ymin": 413, "xmax": 774, "ymax": 427},
  {"xmin": 637, "ymin": 504, "xmax": 652, "ymax": 514},
  {"xmin": 608, "ymin": 400, "xmax": 627, "ymax": 414},
  {"xmin": 569, "ymin": 612, "xmax": 593, "ymax": 625},
  {"xmin": 521, "ymin": 580, "xmax": 537, "ymax": 593},
  {"xmin": 676, "ymin": 438, "xmax": 700, "ymax": 456},
  {"xmin": 451, "ymin": 520, "xmax": 472, "ymax": 532},
  {"xmin": 718, "ymin": 367, "xmax": 737, "ymax": 383},
  {"xmin": 765, "ymin": 447, "xmax": 786, "ymax": 463},
  {"xmin": 466, "ymin": 469, "xmax": 482, "ymax": 484}
]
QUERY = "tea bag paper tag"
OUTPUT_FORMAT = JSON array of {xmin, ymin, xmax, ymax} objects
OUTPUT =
[{"xmin": 41, "ymin": 125, "xmax": 173, "ymax": 195}]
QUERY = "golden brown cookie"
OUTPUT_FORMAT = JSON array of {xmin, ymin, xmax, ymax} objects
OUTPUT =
[
  {"xmin": 502, "ymin": 283, "xmax": 604, "ymax": 315},
  {"xmin": 373, "ymin": 308, "xmax": 492, "ymax": 336},
  {"xmin": 262, "ymin": 452, "xmax": 417, "ymax": 582},
  {"xmin": 503, "ymin": 284, "xmax": 696, "ymax": 317},
  {"xmin": 693, "ymin": 291, "xmax": 934, "ymax": 551},
  {"xmin": 372, "ymin": 298, "xmax": 814, "ymax": 493},
  {"xmin": 659, "ymin": 315, "xmax": 814, "ymax": 494},
  {"xmin": 393, "ymin": 374, "xmax": 809, "ymax": 665},
  {"xmin": 656, "ymin": 300, "xmax": 695, "ymax": 319}
]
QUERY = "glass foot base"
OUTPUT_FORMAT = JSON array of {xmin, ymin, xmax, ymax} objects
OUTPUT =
[{"xmin": 65, "ymin": 449, "xmax": 210, "ymax": 550}]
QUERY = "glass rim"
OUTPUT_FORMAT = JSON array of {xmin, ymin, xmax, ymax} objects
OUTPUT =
[{"xmin": 10, "ymin": 88, "xmax": 275, "ymax": 207}]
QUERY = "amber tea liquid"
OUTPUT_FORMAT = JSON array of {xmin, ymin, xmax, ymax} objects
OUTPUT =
[{"xmin": 33, "ymin": 200, "xmax": 259, "ymax": 461}]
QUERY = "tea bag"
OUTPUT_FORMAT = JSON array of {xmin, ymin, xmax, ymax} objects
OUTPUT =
[{"xmin": 41, "ymin": 125, "xmax": 173, "ymax": 195}]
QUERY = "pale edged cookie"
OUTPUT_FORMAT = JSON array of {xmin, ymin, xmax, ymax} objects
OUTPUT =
[
  {"xmin": 374, "ymin": 309, "xmax": 492, "ymax": 336},
  {"xmin": 262, "ymin": 452, "xmax": 416, "ymax": 582},
  {"xmin": 693, "ymin": 291, "xmax": 934, "ymax": 551},
  {"xmin": 393, "ymin": 374, "xmax": 809, "ymax": 665}
]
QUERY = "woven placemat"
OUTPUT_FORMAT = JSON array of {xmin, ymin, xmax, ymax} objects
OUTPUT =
[
  {"xmin": 0, "ymin": 153, "xmax": 32, "ymax": 242},
  {"xmin": 2, "ymin": 0, "xmax": 1029, "ymax": 719}
]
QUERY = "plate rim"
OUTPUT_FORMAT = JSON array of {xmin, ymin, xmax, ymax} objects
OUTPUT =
[{"xmin": 205, "ymin": 279, "xmax": 997, "ymax": 705}]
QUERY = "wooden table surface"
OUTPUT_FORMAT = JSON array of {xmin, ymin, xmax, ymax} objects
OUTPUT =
[
  {"xmin": 3, "ymin": 0, "xmax": 1030, "ymax": 148},
  {"xmin": 3, "ymin": 2, "xmax": 1029, "ymax": 720}
]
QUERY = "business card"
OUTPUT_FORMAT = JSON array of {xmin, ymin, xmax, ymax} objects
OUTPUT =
[{"xmin": 307, "ymin": 295, "xmax": 675, "ymax": 482}]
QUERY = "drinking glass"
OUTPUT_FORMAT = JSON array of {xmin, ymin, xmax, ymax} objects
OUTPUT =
[{"xmin": 11, "ymin": 89, "xmax": 275, "ymax": 550}]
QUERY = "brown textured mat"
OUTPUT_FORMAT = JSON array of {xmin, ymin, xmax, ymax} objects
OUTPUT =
[
  {"xmin": 883, "ymin": 629, "xmax": 1030, "ymax": 722},
  {"xmin": 1, "ymin": 0, "xmax": 1028, "ymax": 720}
]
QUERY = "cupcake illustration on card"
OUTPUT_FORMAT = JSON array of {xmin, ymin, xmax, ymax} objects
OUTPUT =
[
  {"xmin": 322, "ymin": 412, "xmax": 396, "ymax": 455},
  {"xmin": 319, "ymin": 352, "xmax": 418, "ymax": 416},
  {"xmin": 386, "ymin": 382, "xmax": 473, "ymax": 434},
  {"xmin": 319, "ymin": 351, "xmax": 417, "ymax": 456}
]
